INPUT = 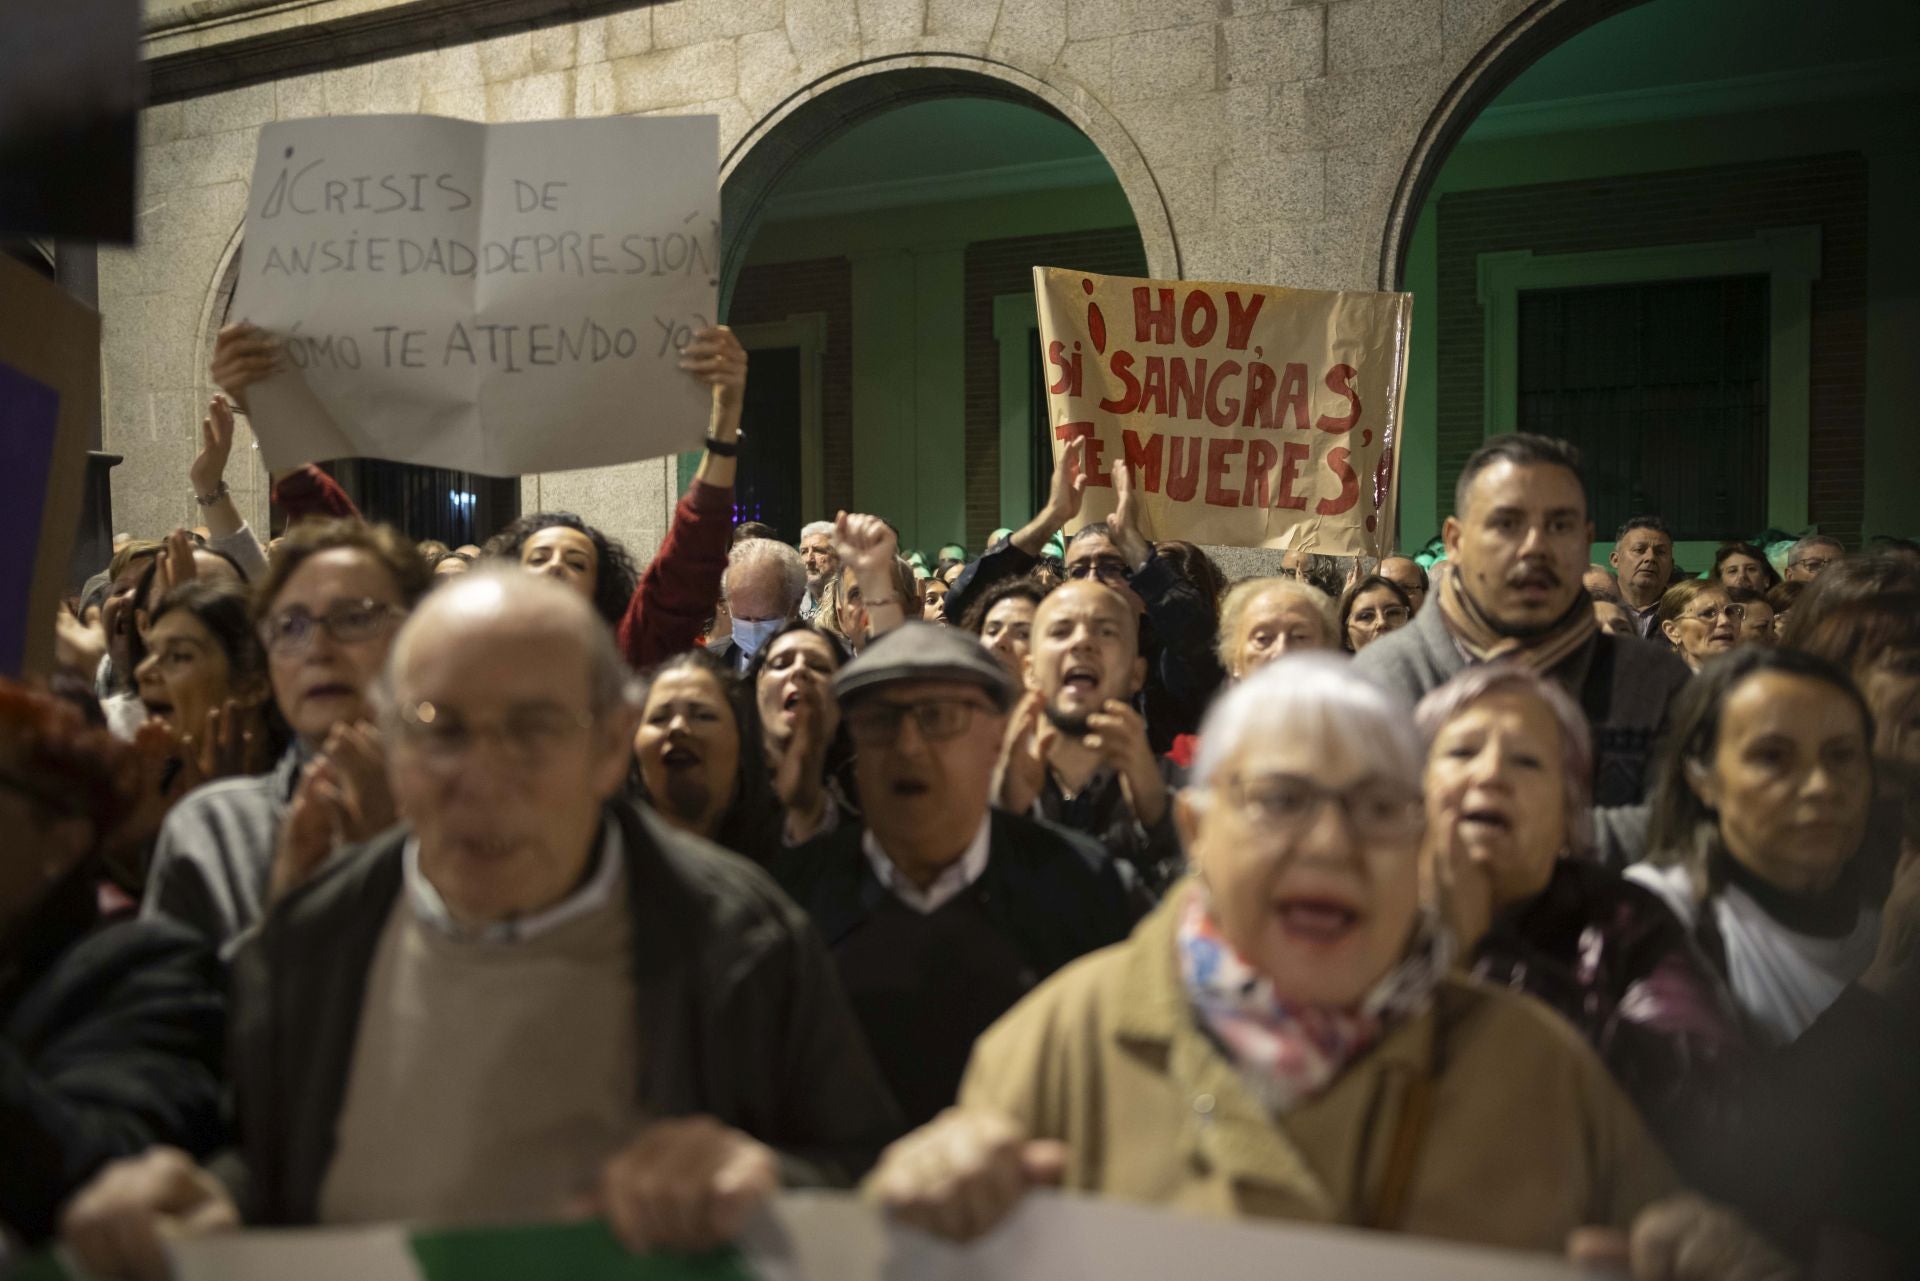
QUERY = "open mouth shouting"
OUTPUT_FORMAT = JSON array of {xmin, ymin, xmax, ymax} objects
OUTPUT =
[{"xmin": 1271, "ymin": 891, "xmax": 1364, "ymax": 945}]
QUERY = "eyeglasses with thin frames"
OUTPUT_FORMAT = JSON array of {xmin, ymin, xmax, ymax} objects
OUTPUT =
[
  {"xmin": 392, "ymin": 699, "xmax": 598, "ymax": 770},
  {"xmin": 258, "ymin": 598, "xmax": 404, "ymax": 656},
  {"xmin": 1682, "ymin": 604, "xmax": 1746, "ymax": 625},
  {"xmin": 1065, "ymin": 558, "xmax": 1130, "ymax": 586}
]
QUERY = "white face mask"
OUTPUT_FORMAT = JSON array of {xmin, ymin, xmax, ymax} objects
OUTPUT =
[{"xmin": 732, "ymin": 616, "xmax": 784, "ymax": 659}]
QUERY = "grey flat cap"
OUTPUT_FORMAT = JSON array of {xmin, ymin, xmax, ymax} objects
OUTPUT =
[{"xmin": 832, "ymin": 621, "xmax": 1016, "ymax": 711}]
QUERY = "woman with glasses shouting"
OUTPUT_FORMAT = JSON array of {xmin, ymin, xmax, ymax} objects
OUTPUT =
[
  {"xmin": 867, "ymin": 654, "xmax": 1791, "ymax": 1280},
  {"xmin": 142, "ymin": 519, "xmax": 433, "ymax": 951},
  {"xmin": 1656, "ymin": 581, "xmax": 1744, "ymax": 673}
]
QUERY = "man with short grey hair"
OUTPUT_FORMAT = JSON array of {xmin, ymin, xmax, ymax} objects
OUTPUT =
[
  {"xmin": 60, "ymin": 571, "xmax": 897, "ymax": 1276},
  {"xmin": 711, "ymin": 537, "xmax": 808, "ymax": 671},
  {"xmin": 798, "ymin": 520, "xmax": 837, "ymax": 622},
  {"xmin": 1785, "ymin": 534, "xmax": 1844, "ymax": 583}
]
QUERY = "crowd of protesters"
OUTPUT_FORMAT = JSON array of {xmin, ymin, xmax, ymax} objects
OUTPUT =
[{"xmin": 6, "ymin": 318, "xmax": 1919, "ymax": 1281}]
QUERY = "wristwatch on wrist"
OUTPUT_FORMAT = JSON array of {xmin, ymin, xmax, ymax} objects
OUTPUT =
[
  {"xmin": 194, "ymin": 479, "xmax": 230, "ymax": 507},
  {"xmin": 703, "ymin": 433, "xmax": 741, "ymax": 457}
]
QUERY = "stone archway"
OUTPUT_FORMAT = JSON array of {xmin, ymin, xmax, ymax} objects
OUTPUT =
[
  {"xmin": 1375, "ymin": 0, "xmax": 1651, "ymax": 291},
  {"xmin": 716, "ymin": 55, "xmax": 1180, "ymax": 310}
]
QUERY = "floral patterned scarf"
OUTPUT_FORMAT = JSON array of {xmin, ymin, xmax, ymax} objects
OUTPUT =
[{"xmin": 1177, "ymin": 888, "xmax": 1452, "ymax": 1114}]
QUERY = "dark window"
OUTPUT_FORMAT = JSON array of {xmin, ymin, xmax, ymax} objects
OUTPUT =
[
  {"xmin": 735, "ymin": 345, "xmax": 802, "ymax": 539},
  {"xmin": 300, "ymin": 462, "xmax": 519, "ymax": 546},
  {"xmin": 1517, "ymin": 275, "xmax": 1768, "ymax": 540}
]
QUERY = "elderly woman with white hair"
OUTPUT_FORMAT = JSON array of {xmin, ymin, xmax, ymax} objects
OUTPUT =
[
  {"xmin": 867, "ymin": 655, "xmax": 1790, "ymax": 1278},
  {"xmin": 1214, "ymin": 576, "xmax": 1339, "ymax": 680},
  {"xmin": 1416, "ymin": 663, "xmax": 1745, "ymax": 1142}
]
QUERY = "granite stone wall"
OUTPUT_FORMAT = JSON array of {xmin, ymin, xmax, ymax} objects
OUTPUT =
[{"xmin": 108, "ymin": 0, "xmax": 1549, "ymax": 562}]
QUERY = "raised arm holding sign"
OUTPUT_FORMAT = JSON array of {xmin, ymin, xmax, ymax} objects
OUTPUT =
[
  {"xmin": 231, "ymin": 114, "xmax": 720, "ymax": 477},
  {"xmin": 1030, "ymin": 266, "xmax": 1411, "ymax": 557}
]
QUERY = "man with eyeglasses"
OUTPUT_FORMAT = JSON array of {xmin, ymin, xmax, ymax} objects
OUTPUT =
[
  {"xmin": 941, "ymin": 439, "xmax": 1223, "ymax": 753},
  {"xmin": 1785, "ymin": 534, "xmax": 1845, "ymax": 584},
  {"xmin": 65, "ymin": 571, "xmax": 898, "ymax": 1278},
  {"xmin": 777, "ymin": 622, "xmax": 1141, "ymax": 1129}
]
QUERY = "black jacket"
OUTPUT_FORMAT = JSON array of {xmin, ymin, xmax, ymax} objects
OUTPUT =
[
  {"xmin": 222, "ymin": 798, "xmax": 900, "ymax": 1225},
  {"xmin": 774, "ymin": 810, "xmax": 1144, "ymax": 1126},
  {"xmin": 1470, "ymin": 858, "xmax": 1745, "ymax": 1143},
  {"xmin": 1034, "ymin": 758, "xmax": 1186, "ymax": 899},
  {"xmin": 943, "ymin": 541, "xmax": 1224, "ymax": 753},
  {"xmin": 1, "ymin": 881, "xmax": 225, "ymax": 1244}
]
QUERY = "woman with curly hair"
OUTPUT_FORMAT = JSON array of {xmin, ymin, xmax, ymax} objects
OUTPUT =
[{"xmin": 484, "ymin": 512, "xmax": 642, "ymax": 630}]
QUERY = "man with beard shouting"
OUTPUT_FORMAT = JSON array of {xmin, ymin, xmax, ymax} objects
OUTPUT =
[
  {"xmin": 993, "ymin": 579, "xmax": 1184, "ymax": 896},
  {"xmin": 1354, "ymin": 434, "xmax": 1689, "ymax": 866}
]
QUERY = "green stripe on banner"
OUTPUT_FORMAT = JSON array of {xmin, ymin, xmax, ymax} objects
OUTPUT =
[
  {"xmin": 408, "ymin": 1221, "xmax": 757, "ymax": 1281},
  {"xmin": 7, "ymin": 1251, "xmax": 74, "ymax": 1281}
]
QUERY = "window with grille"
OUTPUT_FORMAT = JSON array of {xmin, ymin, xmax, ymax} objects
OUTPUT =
[{"xmin": 1516, "ymin": 275, "xmax": 1768, "ymax": 540}]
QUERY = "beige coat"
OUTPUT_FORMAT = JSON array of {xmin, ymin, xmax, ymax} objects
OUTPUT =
[{"xmin": 960, "ymin": 881, "xmax": 1679, "ymax": 1255}]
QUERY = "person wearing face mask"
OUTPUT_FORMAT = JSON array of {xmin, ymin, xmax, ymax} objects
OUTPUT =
[
  {"xmin": 1214, "ymin": 577, "xmax": 1338, "ymax": 680},
  {"xmin": 141, "ymin": 521, "xmax": 432, "ymax": 951},
  {"xmin": 705, "ymin": 539, "xmax": 807, "ymax": 673},
  {"xmin": 776, "ymin": 624, "xmax": 1140, "ymax": 1130},
  {"xmin": 1338, "ymin": 575, "xmax": 1413, "ymax": 653},
  {"xmin": 994, "ymin": 581, "xmax": 1182, "ymax": 897},
  {"xmin": 865, "ymin": 656, "xmax": 1791, "ymax": 1281},
  {"xmin": 1657, "ymin": 581, "xmax": 1743, "ymax": 673},
  {"xmin": 1416, "ymin": 664, "xmax": 1743, "ymax": 1143},
  {"xmin": 1610, "ymin": 517, "xmax": 1676, "ymax": 638},
  {"xmin": 1354, "ymin": 435, "xmax": 1692, "ymax": 868},
  {"xmin": 941, "ymin": 445, "xmax": 1223, "ymax": 753},
  {"xmin": 962, "ymin": 579, "xmax": 1046, "ymax": 680}
]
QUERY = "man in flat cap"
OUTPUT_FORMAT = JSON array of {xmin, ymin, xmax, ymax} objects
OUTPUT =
[{"xmin": 776, "ymin": 623, "xmax": 1142, "ymax": 1130}]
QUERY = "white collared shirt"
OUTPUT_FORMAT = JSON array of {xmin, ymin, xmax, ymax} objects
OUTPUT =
[
  {"xmin": 402, "ymin": 819, "xmax": 623, "ymax": 945},
  {"xmin": 862, "ymin": 816, "xmax": 992, "ymax": 915}
]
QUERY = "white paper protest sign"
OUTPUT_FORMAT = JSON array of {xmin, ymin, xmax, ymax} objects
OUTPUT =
[{"xmin": 231, "ymin": 114, "xmax": 719, "ymax": 476}]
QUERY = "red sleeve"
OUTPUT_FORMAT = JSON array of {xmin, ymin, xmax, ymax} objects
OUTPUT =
[
  {"xmin": 271, "ymin": 465, "xmax": 359, "ymax": 521},
  {"xmin": 617, "ymin": 478, "xmax": 732, "ymax": 670}
]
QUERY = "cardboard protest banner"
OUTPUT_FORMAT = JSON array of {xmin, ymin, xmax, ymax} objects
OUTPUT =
[
  {"xmin": 0, "ymin": 255, "xmax": 98, "ymax": 678},
  {"xmin": 233, "ymin": 114, "xmax": 720, "ymax": 477},
  {"xmin": 19, "ymin": 1192, "xmax": 1584, "ymax": 1281},
  {"xmin": 1031, "ymin": 267, "xmax": 1412, "ymax": 556}
]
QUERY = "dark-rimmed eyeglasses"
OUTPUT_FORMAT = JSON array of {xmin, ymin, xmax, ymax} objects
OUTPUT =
[
  {"xmin": 1218, "ymin": 772, "xmax": 1424, "ymax": 845},
  {"xmin": 1065, "ymin": 557, "xmax": 1129, "ymax": 585},
  {"xmin": 845, "ymin": 697, "xmax": 994, "ymax": 747}
]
